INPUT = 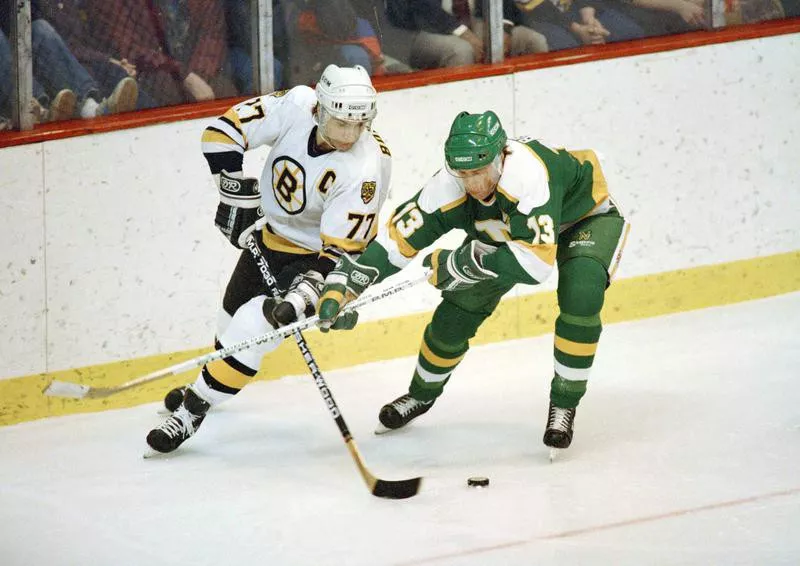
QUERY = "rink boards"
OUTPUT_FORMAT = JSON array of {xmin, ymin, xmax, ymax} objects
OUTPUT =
[{"xmin": 1, "ymin": 33, "xmax": 799, "ymax": 425}]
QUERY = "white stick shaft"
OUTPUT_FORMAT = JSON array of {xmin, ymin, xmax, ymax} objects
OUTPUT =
[{"xmin": 44, "ymin": 273, "xmax": 428, "ymax": 398}]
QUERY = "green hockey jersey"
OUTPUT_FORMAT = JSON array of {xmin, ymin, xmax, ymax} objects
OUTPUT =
[{"xmin": 364, "ymin": 138, "xmax": 615, "ymax": 286}]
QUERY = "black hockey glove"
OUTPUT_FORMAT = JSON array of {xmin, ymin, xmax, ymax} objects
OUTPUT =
[
  {"xmin": 215, "ymin": 170, "xmax": 263, "ymax": 249},
  {"xmin": 423, "ymin": 240, "xmax": 498, "ymax": 292},
  {"xmin": 265, "ymin": 270, "xmax": 326, "ymax": 327}
]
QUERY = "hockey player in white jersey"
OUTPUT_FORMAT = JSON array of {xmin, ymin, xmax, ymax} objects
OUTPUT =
[{"xmin": 147, "ymin": 65, "xmax": 392, "ymax": 454}]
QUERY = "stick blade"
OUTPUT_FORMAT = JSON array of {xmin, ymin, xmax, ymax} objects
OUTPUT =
[
  {"xmin": 371, "ymin": 476, "xmax": 422, "ymax": 499},
  {"xmin": 43, "ymin": 380, "xmax": 91, "ymax": 399}
]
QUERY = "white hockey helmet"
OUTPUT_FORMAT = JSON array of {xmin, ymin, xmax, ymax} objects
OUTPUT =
[{"xmin": 315, "ymin": 64, "xmax": 377, "ymax": 123}]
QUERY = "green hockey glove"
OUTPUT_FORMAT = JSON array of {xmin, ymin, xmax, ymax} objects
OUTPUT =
[
  {"xmin": 317, "ymin": 254, "xmax": 380, "ymax": 332},
  {"xmin": 422, "ymin": 240, "xmax": 498, "ymax": 292}
]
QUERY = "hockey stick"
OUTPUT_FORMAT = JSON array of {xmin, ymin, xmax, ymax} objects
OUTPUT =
[
  {"xmin": 43, "ymin": 269, "xmax": 428, "ymax": 401},
  {"xmin": 245, "ymin": 235, "xmax": 421, "ymax": 500}
]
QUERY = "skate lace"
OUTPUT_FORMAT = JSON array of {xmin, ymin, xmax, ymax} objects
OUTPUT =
[
  {"xmin": 159, "ymin": 407, "xmax": 196, "ymax": 437},
  {"xmin": 548, "ymin": 406, "xmax": 575, "ymax": 433},
  {"xmin": 394, "ymin": 395, "xmax": 429, "ymax": 417}
]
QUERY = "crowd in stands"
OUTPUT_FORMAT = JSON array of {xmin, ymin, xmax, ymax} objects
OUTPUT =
[{"xmin": 1, "ymin": 0, "xmax": 797, "ymax": 131}]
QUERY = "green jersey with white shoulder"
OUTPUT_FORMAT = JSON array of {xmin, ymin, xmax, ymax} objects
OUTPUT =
[{"xmin": 361, "ymin": 137, "xmax": 616, "ymax": 287}]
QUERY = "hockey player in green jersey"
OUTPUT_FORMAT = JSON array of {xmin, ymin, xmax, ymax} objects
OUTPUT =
[{"xmin": 318, "ymin": 110, "xmax": 630, "ymax": 451}]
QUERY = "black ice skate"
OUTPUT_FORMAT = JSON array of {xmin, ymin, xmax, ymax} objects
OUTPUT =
[
  {"xmin": 376, "ymin": 394, "xmax": 434, "ymax": 434},
  {"xmin": 543, "ymin": 401, "xmax": 576, "ymax": 461},
  {"xmin": 146, "ymin": 387, "xmax": 210, "ymax": 454},
  {"xmin": 163, "ymin": 385, "xmax": 188, "ymax": 413}
]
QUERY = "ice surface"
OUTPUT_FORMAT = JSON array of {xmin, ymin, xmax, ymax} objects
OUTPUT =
[{"xmin": 1, "ymin": 293, "xmax": 799, "ymax": 565}]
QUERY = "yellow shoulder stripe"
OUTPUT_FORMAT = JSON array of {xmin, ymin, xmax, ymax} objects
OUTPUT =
[{"xmin": 440, "ymin": 195, "xmax": 467, "ymax": 213}]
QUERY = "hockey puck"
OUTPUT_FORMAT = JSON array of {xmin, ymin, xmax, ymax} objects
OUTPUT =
[{"xmin": 467, "ymin": 476, "xmax": 489, "ymax": 488}]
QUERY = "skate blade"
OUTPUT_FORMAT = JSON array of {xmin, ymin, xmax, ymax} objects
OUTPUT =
[
  {"xmin": 374, "ymin": 422, "xmax": 393, "ymax": 435},
  {"xmin": 142, "ymin": 446, "xmax": 172, "ymax": 459},
  {"xmin": 549, "ymin": 448, "xmax": 560, "ymax": 462}
]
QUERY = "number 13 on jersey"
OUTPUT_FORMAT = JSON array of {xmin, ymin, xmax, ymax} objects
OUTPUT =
[{"xmin": 527, "ymin": 214, "xmax": 555, "ymax": 244}]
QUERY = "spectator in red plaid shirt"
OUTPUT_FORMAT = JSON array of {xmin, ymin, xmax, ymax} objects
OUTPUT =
[{"xmin": 79, "ymin": 0, "xmax": 236, "ymax": 108}]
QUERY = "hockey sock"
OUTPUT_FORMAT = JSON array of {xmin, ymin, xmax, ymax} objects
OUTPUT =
[
  {"xmin": 552, "ymin": 257, "xmax": 606, "ymax": 409},
  {"xmin": 193, "ymin": 296, "xmax": 283, "ymax": 405},
  {"xmin": 409, "ymin": 324, "xmax": 468, "ymax": 402},
  {"xmin": 192, "ymin": 339, "xmax": 260, "ymax": 405}
]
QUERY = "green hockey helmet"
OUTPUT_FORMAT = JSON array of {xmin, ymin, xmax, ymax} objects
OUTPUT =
[{"xmin": 444, "ymin": 111, "xmax": 507, "ymax": 171}]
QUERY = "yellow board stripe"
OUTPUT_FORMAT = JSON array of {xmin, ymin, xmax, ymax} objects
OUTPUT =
[
  {"xmin": 206, "ymin": 359, "xmax": 251, "ymax": 390},
  {"xmin": 2, "ymin": 250, "xmax": 799, "ymax": 426},
  {"xmin": 554, "ymin": 336, "xmax": 598, "ymax": 356},
  {"xmin": 420, "ymin": 340, "xmax": 466, "ymax": 368}
]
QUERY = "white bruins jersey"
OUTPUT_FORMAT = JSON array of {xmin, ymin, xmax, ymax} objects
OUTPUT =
[{"xmin": 201, "ymin": 86, "xmax": 392, "ymax": 262}]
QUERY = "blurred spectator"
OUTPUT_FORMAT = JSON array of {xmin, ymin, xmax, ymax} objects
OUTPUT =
[
  {"xmin": 514, "ymin": 0, "xmax": 648, "ymax": 50},
  {"xmin": 36, "ymin": 0, "xmax": 153, "ymax": 109},
  {"xmin": 0, "ymin": 2, "xmax": 137, "ymax": 125},
  {"xmin": 283, "ymin": 0, "xmax": 388, "ymax": 86},
  {"xmin": 606, "ymin": 0, "xmax": 705, "ymax": 35},
  {"xmin": 80, "ymin": 0, "xmax": 236, "ymax": 108},
  {"xmin": 781, "ymin": 0, "xmax": 800, "ymax": 16},
  {"xmin": 385, "ymin": 0, "xmax": 486, "ymax": 68},
  {"xmin": 224, "ymin": 0, "xmax": 287, "ymax": 94},
  {"xmin": 472, "ymin": 0, "xmax": 550, "ymax": 56},
  {"xmin": 724, "ymin": 0, "xmax": 785, "ymax": 23},
  {"xmin": 348, "ymin": 0, "xmax": 414, "ymax": 73}
]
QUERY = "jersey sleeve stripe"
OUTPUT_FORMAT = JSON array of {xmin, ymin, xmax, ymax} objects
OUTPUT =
[
  {"xmin": 208, "ymin": 119, "xmax": 245, "ymax": 148},
  {"xmin": 221, "ymin": 109, "xmax": 244, "ymax": 136},
  {"xmin": 506, "ymin": 240, "xmax": 556, "ymax": 283},
  {"xmin": 201, "ymin": 127, "xmax": 238, "ymax": 146}
]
